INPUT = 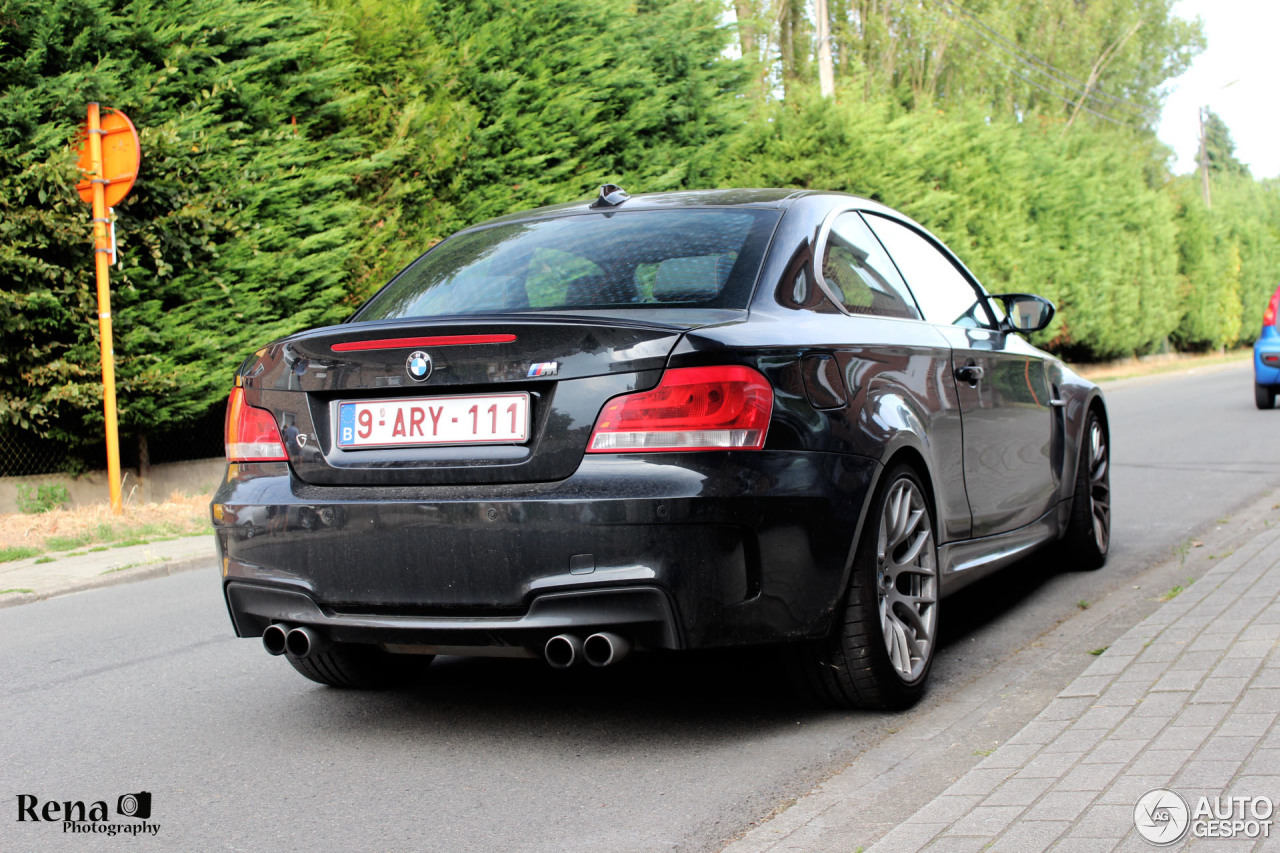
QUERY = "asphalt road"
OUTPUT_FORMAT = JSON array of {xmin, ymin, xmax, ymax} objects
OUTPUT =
[{"xmin": 2, "ymin": 360, "xmax": 1275, "ymax": 853}]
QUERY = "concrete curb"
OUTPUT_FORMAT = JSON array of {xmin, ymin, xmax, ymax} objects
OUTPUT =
[{"xmin": 0, "ymin": 539, "xmax": 216, "ymax": 609}]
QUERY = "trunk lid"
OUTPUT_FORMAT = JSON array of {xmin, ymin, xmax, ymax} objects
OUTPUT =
[{"xmin": 238, "ymin": 312, "xmax": 739, "ymax": 486}]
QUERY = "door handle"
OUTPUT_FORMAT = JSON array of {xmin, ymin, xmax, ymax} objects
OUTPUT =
[{"xmin": 955, "ymin": 363, "xmax": 984, "ymax": 385}]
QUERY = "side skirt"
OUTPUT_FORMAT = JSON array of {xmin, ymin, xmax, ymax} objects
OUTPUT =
[{"xmin": 937, "ymin": 505, "xmax": 1063, "ymax": 597}]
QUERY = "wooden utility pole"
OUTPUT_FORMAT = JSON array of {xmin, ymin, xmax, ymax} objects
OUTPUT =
[{"xmin": 1198, "ymin": 106, "xmax": 1212, "ymax": 209}]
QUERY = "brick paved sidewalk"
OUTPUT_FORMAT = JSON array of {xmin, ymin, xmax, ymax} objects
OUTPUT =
[{"xmin": 866, "ymin": 523, "xmax": 1280, "ymax": 852}]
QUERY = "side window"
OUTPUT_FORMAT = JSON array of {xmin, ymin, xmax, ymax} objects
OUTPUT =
[
  {"xmin": 863, "ymin": 214, "xmax": 994, "ymax": 328},
  {"xmin": 820, "ymin": 213, "xmax": 920, "ymax": 320}
]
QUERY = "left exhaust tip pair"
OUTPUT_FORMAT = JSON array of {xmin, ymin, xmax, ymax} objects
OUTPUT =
[
  {"xmin": 262, "ymin": 624, "xmax": 329, "ymax": 659},
  {"xmin": 544, "ymin": 632, "xmax": 631, "ymax": 668}
]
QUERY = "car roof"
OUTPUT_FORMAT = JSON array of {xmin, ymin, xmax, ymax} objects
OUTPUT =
[{"xmin": 469, "ymin": 188, "xmax": 896, "ymax": 229}]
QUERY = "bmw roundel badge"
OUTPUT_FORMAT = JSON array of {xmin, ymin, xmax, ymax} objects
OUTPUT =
[{"xmin": 406, "ymin": 350, "xmax": 433, "ymax": 382}]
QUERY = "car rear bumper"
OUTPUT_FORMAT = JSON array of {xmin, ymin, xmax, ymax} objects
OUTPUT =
[{"xmin": 212, "ymin": 452, "xmax": 876, "ymax": 651}]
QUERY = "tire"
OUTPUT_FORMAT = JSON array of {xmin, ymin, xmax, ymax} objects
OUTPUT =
[
  {"xmin": 1062, "ymin": 408, "xmax": 1110, "ymax": 570},
  {"xmin": 1255, "ymin": 383, "xmax": 1275, "ymax": 410},
  {"xmin": 800, "ymin": 464, "xmax": 939, "ymax": 710},
  {"xmin": 286, "ymin": 643, "xmax": 434, "ymax": 689}
]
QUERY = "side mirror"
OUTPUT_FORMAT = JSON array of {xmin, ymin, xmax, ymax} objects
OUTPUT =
[{"xmin": 991, "ymin": 293, "xmax": 1055, "ymax": 334}]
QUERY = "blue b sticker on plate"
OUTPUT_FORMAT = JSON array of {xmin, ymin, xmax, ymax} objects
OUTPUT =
[{"xmin": 338, "ymin": 403, "xmax": 355, "ymax": 446}]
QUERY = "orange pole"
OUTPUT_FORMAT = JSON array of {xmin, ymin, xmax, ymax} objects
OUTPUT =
[{"xmin": 87, "ymin": 103, "xmax": 123, "ymax": 514}]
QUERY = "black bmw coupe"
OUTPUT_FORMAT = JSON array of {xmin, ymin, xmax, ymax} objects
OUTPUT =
[{"xmin": 212, "ymin": 186, "xmax": 1110, "ymax": 709}]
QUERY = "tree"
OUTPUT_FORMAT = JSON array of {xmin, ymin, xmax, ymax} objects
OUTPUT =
[
  {"xmin": 1203, "ymin": 109, "xmax": 1249, "ymax": 176},
  {"xmin": 0, "ymin": 0, "xmax": 372, "ymax": 461}
]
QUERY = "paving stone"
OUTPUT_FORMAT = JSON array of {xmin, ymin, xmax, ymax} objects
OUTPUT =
[
  {"xmin": 1050, "ymin": 836, "xmax": 1120, "ymax": 853},
  {"xmin": 1083, "ymin": 655, "xmax": 1136, "ymax": 677},
  {"xmin": 1059, "ymin": 676, "xmax": 1114, "ymax": 699},
  {"xmin": 1039, "ymin": 696, "xmax": 1100, "ymax": 721},
  {"xmin": 984, "ymin": 776, "xmax": 1055, "ymax": 808},
  {"xmin": 1217, "ymin": 712, "xmax": 1279, "ymax": 738},
  {"xmin": 1081, "ymin": 739, "xmax": 1146, "ymax": 766},
  {"xmin": 1095, "ymin": 774, "xmax": 1178, "ymax": 806},
  {"xmin": 864, "ymin": 821, "xmax": 950, "ymax": 853},
  {"xmin": 1008, "ymin": 718, "xmax": 1073, "ymax": 748},
  {"xmin": 1191, "ymin": 675, "xmax": 1251, "ymax": 704},
  {"xmin": 1171, "ymin": 702, "xmax": 1232, "ymax": 729},
  {"xmin": 1198, "ymin": 735, "xmax": 1261, "ymax": 762},
  {"xmin": 1045, "ymin": 726, "xmax": 1108, "ymax": 755},
  {"xmin": 1150, "ymin": 669, "xmax": 1203, "ymax": 692},
  {"xmin": 1126, "ymin": 748, "xmax": 1195, "ymax": 777},
  {"xmin": 1188, "ymin": 633, "xmax": 1236, "ymax": 653},
  {"xmin": 1072, "ymin": 705, "xmax": 1130, "ymax": 731},
  {"xmin": 914, "ymin": 794, "xmax": 984, "ymax": 825},
  {"xmin": 1021, "ymin": 789, "xmax": 1096, "ymax": 822},
  {"xmin": 1070, "ymin": 804, "xmax": 1136, "ymax": 838},
  {"xmin": 1014, "ymin": 752, "xmax": 1087, "ymax": 780},
  {"xmin": 947, "ymin": 805, "xmax": 1026, "ymax": 836},
  {"xmin": 1173, "ymin": 759, "xmax": 1242, "ymax": 789},
  {"xmin": 989, "ymin": 819, "xmax": 1071, "ymax": 852},
  {"xmin": 1109, "ymin": 714, "xmax": 1168, "ymax": 741},
  {"xmin": 976, "ymin": 743, "xmax": 1041, "ymax": 770},
  {"xmin": 919, "ymin": 834, "xmax": 991, "ymax": 853},
  {"xmin": 1156, "ymin": 725, "xmax": 1214, "ymax": 751},
  {"xmin": 1235, "ymin": 688, "xmax": 1280, "ymax": 715},
  {"xmin": 1132, "ymin": 690, "xmax": 1193, "ymax": 718},
  {"xmin": 1056, "ymin": 762, "xmax": 1125, "ymax": 792},
  {"xmin": 945, "ymin": 768, "xmax": 1015, "ymax": 798}
]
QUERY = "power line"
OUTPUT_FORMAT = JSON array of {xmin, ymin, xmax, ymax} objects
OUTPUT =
[{"xmin": 937, "ymin": 0, "xmax": 1151, "ymax": 117}]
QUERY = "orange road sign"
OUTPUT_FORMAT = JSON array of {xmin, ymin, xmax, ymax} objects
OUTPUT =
[{"xmin": 76, "ymin": 109, "xmax": 140, "ymax": 208}]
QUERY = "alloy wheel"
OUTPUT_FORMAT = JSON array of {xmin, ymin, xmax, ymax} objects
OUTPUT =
[
  {"xmin": 875, "ymin": 478, "xmax": 937, "ymax": 682},
  {"xmin": 1088, "ymin": 418, "xmax": 1110, "ymax": 554}
]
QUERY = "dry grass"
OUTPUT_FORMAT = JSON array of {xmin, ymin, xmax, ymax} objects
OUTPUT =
[
  {"xmin": 1073, "ymin": 347, "xmax": 1251, "ymax": 383},
  {"xmin": 0, "ymin": 491, "xmax": 210, "ymax": 554}
]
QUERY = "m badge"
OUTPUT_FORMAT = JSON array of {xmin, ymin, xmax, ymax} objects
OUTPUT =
[{"xmin": 528, "ymin": 362, "xmax": 559, "ymax": 377}]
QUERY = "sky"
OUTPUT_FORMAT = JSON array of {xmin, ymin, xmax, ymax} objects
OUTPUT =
[{"xmin": 1156, "ymin": 0, "xmax": 1280, "ymax": 179}]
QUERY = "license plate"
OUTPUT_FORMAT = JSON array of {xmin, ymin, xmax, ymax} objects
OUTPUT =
[{"xmin": 337, "ymin": 393, "xmax": 530, "ymax": 449}]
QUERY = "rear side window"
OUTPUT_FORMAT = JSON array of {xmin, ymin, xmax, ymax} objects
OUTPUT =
[
  {"xmin": 355, "ymin": 209, "xmax": 780, "ymax": 320},
  {"xmin": 820, "ymin": 212, "xmax": 920, "ymax": 319}
]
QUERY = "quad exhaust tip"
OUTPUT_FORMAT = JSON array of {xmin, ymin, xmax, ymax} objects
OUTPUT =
[
  {"xmin": 285, "ymin": 626, "xmax": 330, "ymax": 659},
  {"xmin": 544, "ymin": 634, "xmax": 583, "ymax": 669},
  {"xmin": 583, "ymin": 632, "xmax": 631, "ymax": 668},
  {"xmin": 262, "ymin": 623, "xmax": 288, "ymax": 656}
]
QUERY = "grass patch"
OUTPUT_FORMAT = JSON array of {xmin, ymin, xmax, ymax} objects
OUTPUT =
[
  {"xmin": 1088, "ymin": 647, "xmax": 1108, "ymax": 656},
  {"xmin": 0, "ymin": 545, "xmax": 40, "ymax": 563},
  {"xmin": 0, "ymin": 492, "xmax": 209, "ymax": 561},
  {"xmin": 1077, "ymin": 600, "xmax": 1091, "ymax": 610},
  {"xmin": 34, "ymin": 556, "xmax": 55, "ymax": 564},
  {"xmin": 0, "ymin": 588, "xmax": 35, "ymax": 595},
  {"xmin": 45, "ymin": 534, "xmax": 93, "ymax": 552}
]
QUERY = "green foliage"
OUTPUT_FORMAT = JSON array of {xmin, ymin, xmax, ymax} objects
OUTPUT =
[
  {"xmin": 0, "ymin": 0, "xmax": 371, "ymax": 453},
  {"xmin": 321, "ymin": 0, "xmax": 743, "ymax": 297},
  {"xmin": 3, "ymin": 0, "xmax": 1280, "ymax": 462},
  {"xmin": 15, "ymin": 482, "xmax": 71, "ymax": 513}
]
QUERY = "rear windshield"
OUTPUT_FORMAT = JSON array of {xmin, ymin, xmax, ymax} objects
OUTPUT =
[{"xmin": 354, "ymin": 209, "xmax": 780, "ymax": 321}]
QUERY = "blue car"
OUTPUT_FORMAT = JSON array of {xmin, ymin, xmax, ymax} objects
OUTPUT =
[{"xmin": 1255, "ymin": 285, "xmax": 1280, "ymax": 409}]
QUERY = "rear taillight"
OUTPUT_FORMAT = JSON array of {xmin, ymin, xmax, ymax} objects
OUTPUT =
[
  {"xmin": 224, "ymin": 387, "xmax": 288, "ymax": 462},
  {"xmin": 587, "ymin": 366, "xmax": 773, "ymax": 453},
  {"xmin": 1265, "ymin": 288, "xmax": 1280, "ymax": 328}
]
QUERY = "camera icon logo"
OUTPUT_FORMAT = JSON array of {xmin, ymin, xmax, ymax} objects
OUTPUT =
[
  {"xmin": 116, "ymin": 791, "xmax": 152, "ymax": 820},
  {"xmin": 1134, "ymin": 788, "xmax": 1189, "ymax": 845}
]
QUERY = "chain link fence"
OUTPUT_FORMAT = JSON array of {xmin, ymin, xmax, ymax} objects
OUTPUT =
[{"xmin": 0, "ymin": 411, "xmax": 225, "ymax": 478}]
